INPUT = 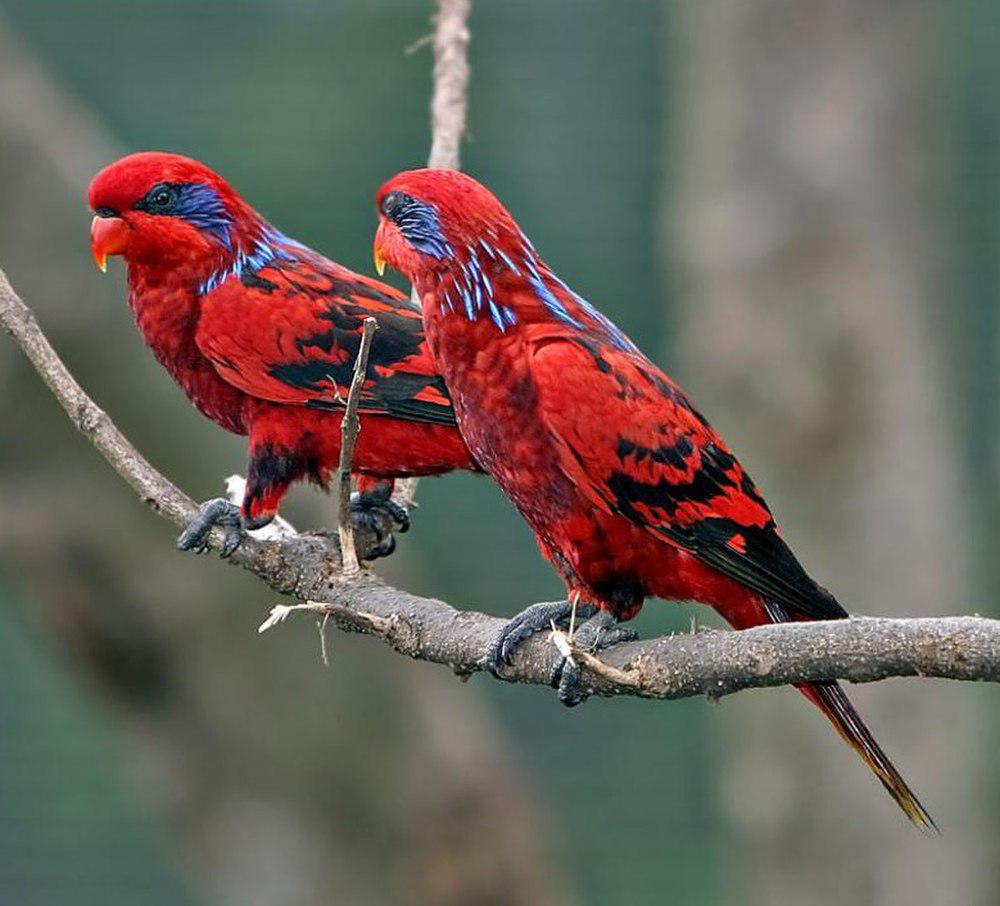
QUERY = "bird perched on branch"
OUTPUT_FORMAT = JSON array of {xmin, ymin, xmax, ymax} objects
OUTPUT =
[
  {"xmin": 373, "ymin": 167, "xmax": 935, "ymax": 830},
  {"xmin": 88, "ymin": 153, "xmax": 477, "ymax": 557}
]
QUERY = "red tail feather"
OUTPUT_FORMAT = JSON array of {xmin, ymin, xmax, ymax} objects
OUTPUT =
[{"xmin": 798, "ymin": 680, "xmax": 937, "ymax": 832}]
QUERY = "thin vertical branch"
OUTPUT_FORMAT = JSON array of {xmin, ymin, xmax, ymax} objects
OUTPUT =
[
  {"xmin": 428, "ymin": 0, "xmax": 472, "ymax": 170},
  {"xmin": 397, "ymin": 0, "xmax": 473, "ymax": 508},
  {"xmin": 337, "ymin": 317, "xmax": 378, "ymax": 574}
]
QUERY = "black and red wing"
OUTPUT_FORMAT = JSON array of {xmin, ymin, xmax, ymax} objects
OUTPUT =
[
  {"xmin": 527, "ymin": 326, "xmax": 846, "ymax": 621},
  {"xmin": 195, "ymin": 253, "xmax": 456, "ymax": 427}
]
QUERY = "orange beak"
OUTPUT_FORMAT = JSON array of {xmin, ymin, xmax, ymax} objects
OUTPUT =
[
  {"xmin": 90, "ymin": 215, "xmax": 130, "ymax": 272},
  {"xmin": 373, "ymin": 226, "xmax": 388, "ymax": 276}
]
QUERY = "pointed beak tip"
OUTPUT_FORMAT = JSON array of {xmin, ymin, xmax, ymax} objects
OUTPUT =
[
  {"xmin": 373, "ymin": 229, "xmax": 389, "ymax": 276},
  {"xmin": 89, "ymin": 214, "xmax": 128, "ymax": 274},
  {"xmin": 373, "ymin": 240, "xmax": 387, "ymax": 277}
]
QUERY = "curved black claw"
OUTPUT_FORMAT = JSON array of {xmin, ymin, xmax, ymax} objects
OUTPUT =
[
  {"xmin": 177, "ymin": 498, "xmax": 245, "ymax": 558},
  {"xmin": 549, "ymin": 610, "xmax": 639, "ymax": 707},
  {"xmin": 349, "ymin": 489, "xmax": 410, "ymax": 561},
  {"xmin": 484, "ymin": 599, "xmax": 597, "ymax": 677}
]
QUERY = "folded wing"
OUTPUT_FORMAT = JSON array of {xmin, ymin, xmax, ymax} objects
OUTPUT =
[
  {"xmin": 528, "ymin": 330, "xmax": 845, "ymax": 621},
  {"xmin": 196, "ymin": 254, "xmax": 456, "ymax": 427}
]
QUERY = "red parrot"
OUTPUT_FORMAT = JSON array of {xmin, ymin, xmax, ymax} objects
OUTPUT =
[
  {"xmin": 373, "ymin": 168, "xmax": 935, "ymax": 830},
  {"xmin": 88, "ymin": 152, "xmax": 476, "ymax": 557}
]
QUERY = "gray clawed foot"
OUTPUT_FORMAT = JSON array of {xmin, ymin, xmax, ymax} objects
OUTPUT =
[
  {"xmin": 177, "ymin": 498, "xmax": 246, "ymax": 558},
  {"xmin": 549, "ymin": 610, "xmax": 638, "ymax": 707},
  {"xmin": 483, "ymin": 599, "xmax": 597, "ymax": 677},
  {"xmin": 349, "ymin": 488, "xmax": 410, "ymax": 561}
]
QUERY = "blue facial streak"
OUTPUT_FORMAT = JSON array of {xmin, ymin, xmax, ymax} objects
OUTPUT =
[
  {"xmin": 199, "ymin": 226, "xmax": 300, "ymax": 295},
  {"xmin": 394, "ymin": 197, "xmax": 454, "ymax": 260},
  {"xmin": 391, "ymin": 197, "xmax": 514, "ymax": 332},
  {"xmin": 137, "ymin": 180, "xmax": 303, "ymax": 297},
  {"xmin": 444, "ymin": 226, "xmax": 635, "ymax": 349},
  {"xmin": 519, "ymin": 230, "xmax": 636, "ymax": 352},
  {"xmin": 173, "ymin": 183, "xmax": 235, "ymax": 250},
  {"xmin": 449, "ymin": 245, "xmax": 516, "ymax": 332},
  {"xmin": 402, "ymin": 199, "xmax": 632, "ymax": 347}
]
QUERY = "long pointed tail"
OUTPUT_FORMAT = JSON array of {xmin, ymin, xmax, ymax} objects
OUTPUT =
[
  {"xmin": 718, "ymin": 595, "xmax": 938, "ymax": 831},
  {"xmin": 798, "ymin": 679, "xmax": 937, "ymax": 833}
]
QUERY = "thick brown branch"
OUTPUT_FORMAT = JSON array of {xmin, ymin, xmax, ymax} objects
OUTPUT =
[
  {"xmin": 297, "ymin": 595, "xmax": 1000, "ymax": 701},
  {"xmin": 4, "ymin": 266, "xmax": 1000, "ymax": 702},
  {"xmin": 4, "ymin": 266, "xmax": 1000, "ymax": 700}
]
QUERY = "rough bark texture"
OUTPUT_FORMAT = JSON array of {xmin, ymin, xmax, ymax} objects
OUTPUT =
[
  {"xmin": 5, "ymin": 260, "xmax": 1000, "ymax": 703},
  {"xmin": 669, "ymin": 2, "xmax": 987, "ymax": 902}
]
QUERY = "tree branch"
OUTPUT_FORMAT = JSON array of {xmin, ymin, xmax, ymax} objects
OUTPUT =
[
  {"xmin": 396, "ymin": 0, "xmax": 472, "ymax": 509},
  {"xmin": 3, "ymin": 0, "xmax": 999, "ymax": 707},
  {"xmin": 300, "ymin": 601, "xmax": 1000, "ymax": 702},
  {"xmin": 3, "ymin": 264, "xmax": 1000, "ymax": 699},
  {"xmin": 427, "ymin": 0, "xmax": 471, "ymax": 171},
  {"xmin": 0, "ymin": 266, "xmax": 385, "ymax": 564}
]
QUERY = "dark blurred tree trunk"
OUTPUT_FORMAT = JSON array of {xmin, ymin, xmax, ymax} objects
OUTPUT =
[
  {"xmin": 667, "ymin": 2, "xmax": 988, "ymax": 903},
  {"xmin": 0, "ymin": 19, "xmax": 569, "ymax": 906}
]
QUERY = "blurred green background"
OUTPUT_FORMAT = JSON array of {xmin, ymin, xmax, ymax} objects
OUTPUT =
[{"xmin": 0, "ymin": 1, "xmax": 996, "ymax": 904}]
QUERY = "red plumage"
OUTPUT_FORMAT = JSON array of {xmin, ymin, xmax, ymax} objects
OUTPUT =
[
  {"xmin": 374, "ymin": 167, "xmax": 935, "ymax": 830},
  {"xmin": 88, "ymin": 153, "xmax": 475, "ymax": 553}
]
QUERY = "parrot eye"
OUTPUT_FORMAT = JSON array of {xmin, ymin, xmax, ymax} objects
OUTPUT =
[
  {"xmin": 381, "ymin": 192, "xmax": 406, "ymax": 218},
  {"xmin": 138, "ymin": 183, "xmax": 179, "ymax": 214}
]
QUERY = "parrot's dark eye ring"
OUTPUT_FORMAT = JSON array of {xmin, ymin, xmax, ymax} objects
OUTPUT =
[
  {"xmin": 381, "ymin": 192, "xmax": 406, "ymax": 218},
  {"xmin": 138, "ymin": 183, "xmax": 179, "ymax": 214}
]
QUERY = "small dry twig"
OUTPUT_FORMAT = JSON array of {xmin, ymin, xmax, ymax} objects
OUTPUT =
[
  {"xmin": 336, "ymin": 317, "xmax": 378, "ymax": 574},
  {"xmin": 258, "ymin": 601, "xmax": 334, "ymax": 666}
]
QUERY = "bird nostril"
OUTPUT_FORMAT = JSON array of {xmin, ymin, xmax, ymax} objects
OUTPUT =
[{"xmin": 94, "ymin": 206, "xmax": 119, "ymax": 218}]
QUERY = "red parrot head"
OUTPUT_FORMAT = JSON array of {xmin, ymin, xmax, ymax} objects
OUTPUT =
[
  {"xmin": 373, "ymin": 168, "xmax": 543, "ymax": 332},
  {"xmin": 373, "ymin": 168, "xmax": 519, "ymax": 281},
  {"xmin": 374, "ymin": 168, "xmax": 634, "ymax": 344},
  {"xmin": 88, "ymin": 152, "xmax": 260, "ymax": 275}
]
